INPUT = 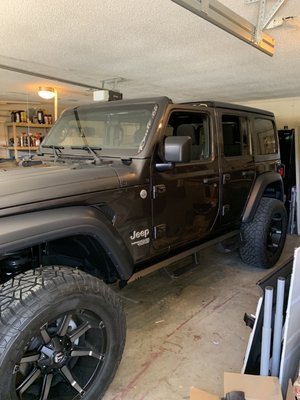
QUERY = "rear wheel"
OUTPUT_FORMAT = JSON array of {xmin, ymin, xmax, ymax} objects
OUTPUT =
[
  {"xmin": 239, "ymin": 197, "xmax": 287, "ymax": 268},
  {"xmin": 0, "ymin": 266, "xmax": 126, "ymax": 400}
]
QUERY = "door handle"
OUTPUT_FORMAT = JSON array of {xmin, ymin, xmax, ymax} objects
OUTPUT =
[
  {"xmin": 203, "ymin": 177, "xmax": 219, "ymax": 184},
  {"xmin": 242, "ymin": 170, "xmax": 255, "ymax": 178}
]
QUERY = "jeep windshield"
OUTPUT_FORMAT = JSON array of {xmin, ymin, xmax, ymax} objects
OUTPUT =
[{"xmin": 41, "ymin": 103, "xmax": 158, "ymax": 158}]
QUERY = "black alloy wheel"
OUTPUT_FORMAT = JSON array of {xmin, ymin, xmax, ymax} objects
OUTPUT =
[
  {"xmin": 0, "ymin": 266, "xmax": 126, "ymax": 400},
  {"xmin": 15, "ymin": 310, "xmax": 107, "ymax": 399},
  {"xmin": 266, "ymin": 211, "xmax": 284, "ymax": 256}
]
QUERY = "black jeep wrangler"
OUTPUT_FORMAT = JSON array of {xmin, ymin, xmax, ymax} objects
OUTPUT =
[{"xmin": 0, "ymin": 97, "xmax": 287, "ymax": 399}]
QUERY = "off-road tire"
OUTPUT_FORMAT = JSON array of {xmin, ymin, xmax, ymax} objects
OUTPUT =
[
  {"xmin": 239, "ymin": 197, "xmax": 287, "ymax": 268},
  {"xmin": 0, "ymin": 266, "xmax": 126, "ymax": 400}
]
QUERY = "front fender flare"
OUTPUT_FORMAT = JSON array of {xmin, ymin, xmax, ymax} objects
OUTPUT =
[{"xmin": 0, "ymin": 206, "xmax": 133, "ymax": 280}]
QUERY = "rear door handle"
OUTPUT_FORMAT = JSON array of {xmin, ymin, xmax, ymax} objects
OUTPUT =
[
  {"xmin": 203, "ymin": 177, "xmax": 219, "ymax": 184},
  {"xmin": 242, "ymin": 170, "xmax": 255, "ymax": 178}
]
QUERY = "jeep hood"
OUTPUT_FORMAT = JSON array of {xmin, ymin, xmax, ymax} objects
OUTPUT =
[{"xmin": 0, "ymin": 163, "xmax": 120, "ymax": 211}]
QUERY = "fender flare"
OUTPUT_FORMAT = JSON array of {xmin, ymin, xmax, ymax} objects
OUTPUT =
[
  {"xmin": 242, "ymin": 172, "xmax": 284, "ymax": 223},
  {"xmin": 0, "ymin": 206, "xmax": 133, "ymax": 280}
]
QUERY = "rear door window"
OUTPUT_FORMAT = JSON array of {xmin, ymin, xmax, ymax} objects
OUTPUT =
[{"xmin": 222, "ymin": 115, "xmax": 250, "ymax": 157}]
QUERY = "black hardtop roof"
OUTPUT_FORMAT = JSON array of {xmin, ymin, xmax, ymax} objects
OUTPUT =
[
  {"xmin": 181, "ymin": 100, "xmax": 274, "ymax": 117},
  {"xmin": 68, "ymin": 96, "xmax": 273, "ymax": 118}
]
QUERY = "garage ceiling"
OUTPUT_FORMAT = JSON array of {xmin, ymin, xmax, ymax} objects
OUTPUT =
[{"xmin": 0, "ymin": 0, "xmax": 299, "ymax": 108}]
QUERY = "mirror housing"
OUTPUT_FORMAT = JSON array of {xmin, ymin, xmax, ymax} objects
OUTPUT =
[{"xmin": 164, "ymin": 136, "xmax": 191, "ymax": 163}]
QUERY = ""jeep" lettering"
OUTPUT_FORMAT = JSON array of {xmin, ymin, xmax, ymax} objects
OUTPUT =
[{"xmin": 130, "ymin": 229, "xmax": 150, "ymax": 240}]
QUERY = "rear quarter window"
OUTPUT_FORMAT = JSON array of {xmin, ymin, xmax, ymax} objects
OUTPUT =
[{"xmin": 253, "ymin": 118, "xmax": 277, "ymax": 155}]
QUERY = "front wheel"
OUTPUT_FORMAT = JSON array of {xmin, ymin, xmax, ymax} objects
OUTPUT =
[
  {"xmin": 239, "ymin": 197, "xmax": 287, "ymax": 268},
  {"xmin": 0, "ymin": 266, "xmax": 126, "ymax": 400}
]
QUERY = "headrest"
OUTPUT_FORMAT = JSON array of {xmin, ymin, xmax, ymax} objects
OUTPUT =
[{"xmin": 176, "ymin": 124, "xmax": 196, "ymax": 144}]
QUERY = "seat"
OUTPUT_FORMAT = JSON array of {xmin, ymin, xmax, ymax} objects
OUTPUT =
[
  {"xmin": 106, "ymin": 120, "xmax": 124, "ymax": 146},
  {"xmin": 134, "ymin": 124, "xmax": 147, "ymax": 144},
  {"xmin": 175, "ymin": 124, "xmax": 201, "ymax": 160},
  {"xmin": 222, "ymin": 123, "xmax": 241, "ymax": 157},
  {"xmin": 176, "ymin": 124, "xmax": 195, "ymax": 139}
]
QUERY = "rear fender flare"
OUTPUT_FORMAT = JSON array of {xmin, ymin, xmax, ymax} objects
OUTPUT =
[
  {"xmin": 242, "ymin": 172, "xmax": 284, "ymax": 223},
  {"xmin": 0, "ymin": 206, "xmax": 133, "ymax": 280}
]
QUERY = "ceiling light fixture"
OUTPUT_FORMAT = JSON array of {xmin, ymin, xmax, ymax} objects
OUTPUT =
[
  {"xmin": 38, "ymin": 87, "xmax": 56, "ymax": 100},
  {"xmin": 37, "ymin": 87, "xmax": 58, "ymax": 121}
]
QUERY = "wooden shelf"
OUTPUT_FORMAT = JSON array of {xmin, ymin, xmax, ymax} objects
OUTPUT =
[
  {"xmin": 6, "ymin": 122, "xmax": 52, "ymax": 129},
  {"xmin": 4, "ymin": 146, "xmax": 39, "ymax": 151},
  {"xmin": 4, "ymin": 123, "xmax": 52, "ymax": 160}
]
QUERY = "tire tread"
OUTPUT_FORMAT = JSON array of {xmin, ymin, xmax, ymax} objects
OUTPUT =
[{"xmin": 239, "ymin": 197, "xmax": 287, "ymax": 268}]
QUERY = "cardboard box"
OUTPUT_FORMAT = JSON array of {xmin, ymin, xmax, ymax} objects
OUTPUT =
[
  {"xmin": 286, "ymin": 380, "xmax": 296, "ymax": 400},
  {"xmin": 224, "ymin": 372, "xmax": 282, "ymax": 400},
  {"xmin": 190, "ymin": 372, "xmax": 283, "ymax": 400},
  {"xmin": 190, "ymin": 387, "xmax": 219, "ymax": 400}
]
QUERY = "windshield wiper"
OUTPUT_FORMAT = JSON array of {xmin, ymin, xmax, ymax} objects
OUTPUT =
[
  {"xmin": 73, "ymin": 109, "xmax": 101, "ymax": 164},
  {"xmin": 70, "ymin": 145, "xmax": 102, "ymax": 164},
  {"xmin": 42, "ymin": 145, "xmax": 64, "ymax": 161}
]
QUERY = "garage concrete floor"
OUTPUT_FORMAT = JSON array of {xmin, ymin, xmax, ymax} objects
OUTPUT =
[{"xmin": 103, "ymin": 235, "xmax": 300, "ymax": 400}]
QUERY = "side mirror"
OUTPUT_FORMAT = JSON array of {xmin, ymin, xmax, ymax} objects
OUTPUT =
[{"xmin": 164, "ymin": 136, "xmax": 192, "ymax": 163}]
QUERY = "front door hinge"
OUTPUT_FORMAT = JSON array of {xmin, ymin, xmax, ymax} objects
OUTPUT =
[
  {"xmin": 222, "ymin": 173, "xmax": 231, "ymax": 184},
  {"xmin": 153, "ymin": 184, "xmax": 166, "ymax": 199}
]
